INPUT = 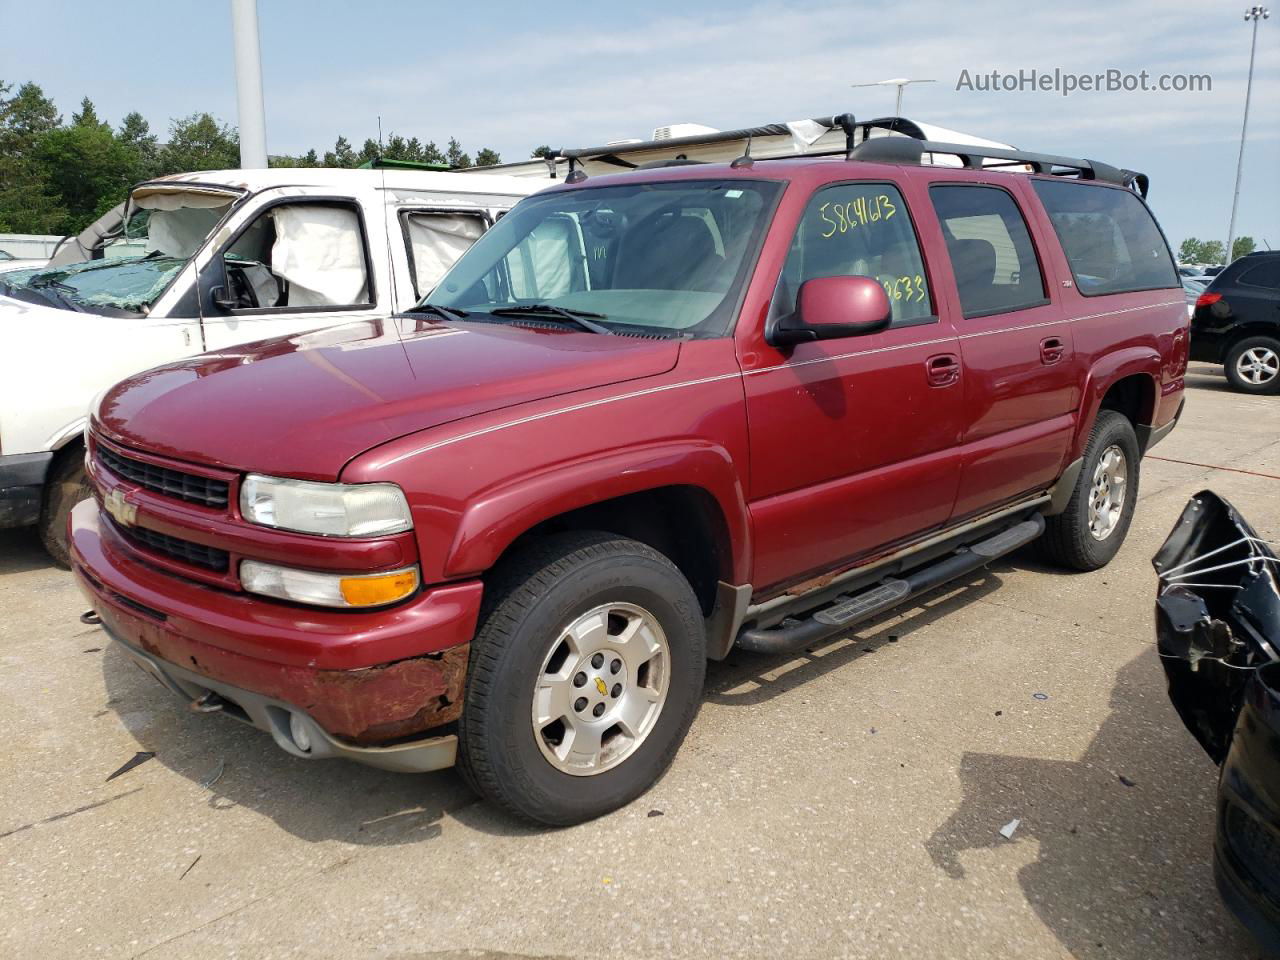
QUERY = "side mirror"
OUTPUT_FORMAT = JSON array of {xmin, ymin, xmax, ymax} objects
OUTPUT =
[
  {"xmin": 770, "ymin": 275, "xmax": 892, "ymax": 346},
  {"xmin": 209, "ymin": 284, "xmax": 238, "ymax": 313}
]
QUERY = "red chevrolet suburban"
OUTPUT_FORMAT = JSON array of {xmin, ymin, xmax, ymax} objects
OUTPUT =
[{"xmin": 71, "ymin": 118, "xmax": 1188, "ymax": 825}]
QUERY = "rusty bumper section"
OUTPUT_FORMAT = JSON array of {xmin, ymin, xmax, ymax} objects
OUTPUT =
[{"xmin": 112, "ymin": 628, "xmax": 464, "ymax": 774}]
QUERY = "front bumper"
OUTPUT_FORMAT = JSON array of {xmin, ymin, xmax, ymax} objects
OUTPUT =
[
  {"xmin": 0, "ymin": 451, "xmax": 53, "ymax": 528},
  {"xmin": 70, "ymin": 499, "xmax": 484, "ymax": 769}
]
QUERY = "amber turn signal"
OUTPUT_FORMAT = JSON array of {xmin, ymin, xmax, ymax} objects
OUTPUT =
[{"xmin": 339, "ymin": 569, "xmax": 420, "ymax": 607}]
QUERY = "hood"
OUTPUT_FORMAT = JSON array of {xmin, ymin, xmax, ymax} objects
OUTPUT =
[{"xmin": 94, "ymin": 317, "xmax": 681, "ymax": 480}]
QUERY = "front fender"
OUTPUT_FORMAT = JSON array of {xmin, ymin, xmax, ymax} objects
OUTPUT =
[
  {"xmin": 1072, "ymin": 348, "xmax": 1160, "ymax": 461},
  {"xmin": 443, "ymin": 440, "xmax": 751, "ymax": 583}
]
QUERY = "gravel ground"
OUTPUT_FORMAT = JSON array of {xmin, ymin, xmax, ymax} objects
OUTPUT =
[{"xmin": 1, "ymin": 363, "xmax": 1276, "ymax": 960}]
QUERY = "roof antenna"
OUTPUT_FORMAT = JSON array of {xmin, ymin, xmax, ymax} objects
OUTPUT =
[{"xmin": 730, "ymin": 135, "xmax": 754, "ymax": 169}]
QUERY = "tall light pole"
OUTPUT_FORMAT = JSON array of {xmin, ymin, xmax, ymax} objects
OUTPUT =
[
  {"xmin": 230, "ymin": 0, "xmax": 268, "ymax": 169},
  {"xmin": 851, "ymin": 78, "xmax": 937, "ymax": 116},
  {"xmin": 1225, "ymin": 6, "xmax": 1269, "ymax": 265}
]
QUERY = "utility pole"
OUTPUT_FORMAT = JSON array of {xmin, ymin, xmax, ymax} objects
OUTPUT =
[
  {"xmin": 230, "ymin": 0, "xmax": 268, "ymax": 169},
  {"xmin": 1226, "ymin": 6, "xmax": 1269, "ymax": 265}
]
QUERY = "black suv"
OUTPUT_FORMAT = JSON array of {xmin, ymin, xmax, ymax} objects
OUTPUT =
[{"xmin": 1190, "ymin": 251, "xmax": 1280, "ymax": 394}]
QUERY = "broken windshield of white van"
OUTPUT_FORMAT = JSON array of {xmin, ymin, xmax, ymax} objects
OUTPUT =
[
  {"xmin": 268, "ymin": 205, "xmax": 369, "ymax": 307},
  {"xmin": 404, "ymin": 213, "xmax": 485, "ymax": 297}
]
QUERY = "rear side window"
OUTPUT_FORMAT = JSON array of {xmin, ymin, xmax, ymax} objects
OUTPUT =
[
  {"xmin": 775, "ymin": 182, "xmax": 933, "ymax": 327},
  {"xmin": 1237, "ymin": 259, "xmax": 1280, "ymax": 290},
  {"xmin": 1032, "ymin": 179, "xmax": 1178, "ymax": 296},
  {"xmin": 929, "ymin": 185, "xmax": 1047, "ymax": 318}
]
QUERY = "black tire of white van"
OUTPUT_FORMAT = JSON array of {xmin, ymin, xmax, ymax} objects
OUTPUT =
[
  {"xmin": 39, "ymin": 452, "xmax": 91, "ymax": 568},
  {"xmin": 457, "ymin": 531, "xmax": 706, "ymax": 827},
  {"xmin": 1223, "ymin": 335, "xmax": 1280, "ymax": 395},
  {"xmin": 1039, "ymin": 410, "xmax": 1140, "ymax": 572}
]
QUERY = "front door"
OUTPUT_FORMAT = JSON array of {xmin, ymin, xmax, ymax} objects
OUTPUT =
[
  {"xmin": 197, "ymin": 191, "xmax": 385, "ymax": 351},
  {"xmin": 743, "ymin": 179, "xmax": 966, "ymax": 593}
]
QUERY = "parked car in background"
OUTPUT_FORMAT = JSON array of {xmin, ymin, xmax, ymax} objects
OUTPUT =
[
  {"xmin": 1181, "ymin": 276, "xmax": 1206, "ymax": 318},
  {"xmin": 0, "ymin": 167, "xmax": 543, "ymax": 563},
  {"xmin": 70, "ymin": 115, "xmax": 1187, "ymax": 825},
  {"xmin": 1190, "ymin": 251, "xmax": 1280, "ymax": 394},
  {"xmin": 1154, "ymin": 491, "xmax": 1280, "ymax": 954}
]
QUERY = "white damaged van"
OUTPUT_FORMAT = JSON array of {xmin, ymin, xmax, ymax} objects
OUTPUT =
[{"xmin": 0, "ymin": 167, "xmax": 542, "ymax": 562}]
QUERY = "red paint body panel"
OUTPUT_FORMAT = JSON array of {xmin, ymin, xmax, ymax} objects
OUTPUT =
[
  {"xmin": 95, "ymin": 317, "xmax": 679, "ymax": 481},
  {"xmin": 71, "ymin": 155, "xmax": 1187, "ymax": 750},
  {"xmin": 69, "ymin": 501, "xmax": 482, "ymax": 669}
]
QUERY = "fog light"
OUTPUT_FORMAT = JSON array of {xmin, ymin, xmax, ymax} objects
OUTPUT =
[{"xmin": 289, "ymin": 713, "xmax": 313, "ymax": 753}]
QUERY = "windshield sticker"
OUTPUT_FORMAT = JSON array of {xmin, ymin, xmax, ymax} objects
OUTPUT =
[{"xmin": 818, "ymin": 194, "xmax": 898, "ymax": 238}]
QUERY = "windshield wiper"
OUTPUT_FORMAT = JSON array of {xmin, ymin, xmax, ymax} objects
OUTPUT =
[
  {"xmin": 487, "ymin": 304, "xmax": 613, "ymax": 335},
  {"xmin": 411, "ymin": 303, "xmax": 469, "ymax": 323}
]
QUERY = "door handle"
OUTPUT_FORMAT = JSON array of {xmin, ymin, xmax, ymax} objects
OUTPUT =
[
  {"xmin": 1040, "ymin": 336, "xmax": 1066, "ymax": 365},
  {"xmin": 926, "ymin": 353, "xmax": 961, "ymax": 387}
]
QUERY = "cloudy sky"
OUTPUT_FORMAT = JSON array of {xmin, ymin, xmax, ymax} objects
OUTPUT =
[{"xmin": 4, "ymin": 0, "xmax": 1277, "ymax": 250}]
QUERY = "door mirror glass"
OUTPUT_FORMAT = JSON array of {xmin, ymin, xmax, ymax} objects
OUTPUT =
[{"xmin": 771, "ymin": 275, "xmax": 892, "ymax": 345}]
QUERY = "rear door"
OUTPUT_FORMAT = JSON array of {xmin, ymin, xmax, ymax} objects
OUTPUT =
[
  {"xmin": 925, "ymin": 179, "xmax": 1077, "ymax": 520},
  {"xmin": 743, "ymin": 178, "xmax": 966, "ymax": 591}
]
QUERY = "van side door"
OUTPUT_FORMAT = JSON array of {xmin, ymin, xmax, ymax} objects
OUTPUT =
[
  {"xmin": 196, "ymin": 188, "xmax": 388, "ymax": 350},
  {"xmin": 742, "ymin": 178, "xmax": 966, "ymax": 593},
  {"xmin": 925, "ymin": 178, "xmax": 1078, "ymax": 520}
]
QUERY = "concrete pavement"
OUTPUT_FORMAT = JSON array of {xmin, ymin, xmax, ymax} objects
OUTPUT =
[{"xmin": 1, "ymin": 363, "xmax": 1276, "ymax": 959}]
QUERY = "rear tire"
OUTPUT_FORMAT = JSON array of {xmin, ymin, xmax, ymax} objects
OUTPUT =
[
  {"xmin": 1040, "ymin": 410, "xmax": 1140, "ymax": 571},
  {"xmin": 1224, "ymin": 335, "xmax": 1280, "ymax": 395},
  {"xmin": 457, "ymin": 531, "xmax": 705, "ymax": 826},
  {"xmin": 39, "ymin": 451, "xmax": 91, "ymax": 568}
]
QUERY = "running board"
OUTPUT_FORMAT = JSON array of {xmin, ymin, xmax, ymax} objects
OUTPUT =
[{"xmin": 734, "ymin": 515, "xmax": 1045, "ymax": 656}]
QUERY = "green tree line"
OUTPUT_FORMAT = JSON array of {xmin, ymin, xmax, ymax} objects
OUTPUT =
[
  {"xmin": 0, "ymin": 80, "xmax": 504, "ymax": 236},
  {"xmin": 1178, "ymin": 236, "xmax": 1255, "ymax": 265}
]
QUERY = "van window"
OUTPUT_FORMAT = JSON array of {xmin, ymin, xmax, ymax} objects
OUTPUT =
[
  {"xmin": 929, "ymin": 185, "xmax": 1047, "ymax": 318},
  {"xmin": 222, "ymin": 202, "xmax": 371, "ymax": 310},
  {"xmin": 775, "ymin": 183, "xmax": 933, "ymax": 326},
  {"xmin": 1031, "ymin": 179, "xmax": 1178, "ymax": 296},
  {"xmin": 402, "ymin": 211, "xmax": 488, "ymax": 298}
]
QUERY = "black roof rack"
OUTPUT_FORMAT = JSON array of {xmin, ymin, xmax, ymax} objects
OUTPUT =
[{"xmin": 551, "ymin": 112, "xmax": 1148, "ymax": 196}]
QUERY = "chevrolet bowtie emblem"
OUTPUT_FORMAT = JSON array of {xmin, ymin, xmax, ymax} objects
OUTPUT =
[
  {"xmin": 105, "ymin": 488, "xmax": 137, "ymax": 527},
  {"xmin": 595, "ymin": 677, "xmax": 608, "ymax": 696}
]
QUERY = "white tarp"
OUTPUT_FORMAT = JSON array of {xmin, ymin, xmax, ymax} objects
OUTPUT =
[
  {"xmin": 403, "ymin": 213, "xmax": 485, "ymax": 296},
  {"xmin": 269, "ymin": 205, "xmax": 368, "ymax": 307}
]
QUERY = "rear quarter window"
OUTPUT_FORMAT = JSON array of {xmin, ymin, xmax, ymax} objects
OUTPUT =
[
  {"xmin": 1237, "ymin": 259, "xmax": 1280, "ymax": 290},
  {"xmin": 1032, "ymin": 180, "xmax": 1178, "ymax": 297}
]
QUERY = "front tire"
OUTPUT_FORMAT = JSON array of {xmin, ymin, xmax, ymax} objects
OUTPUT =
[
  {"xmin": 1224, "ymin": 335, "xmax": 1280, "ymax": 395},
  {"xmin": 39, "ymin": 452, "xmax": 91, "ymax": 568},
  {"xmin": 458, "ymin": 532, "xmax": 706, "ymax": 826},
  {"xmin": 1040, "ymin": 410, "xmax": 1140, "ymax": 571}
]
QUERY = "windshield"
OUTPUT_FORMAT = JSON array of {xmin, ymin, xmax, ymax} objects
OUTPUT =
[
  {"xmin": 427, "ymin": 179, "xmax": 781, "ymax": 337},
  {"xmin": 1, "ymin": 256, "xmax": 187, "ymax": 313},
  {"xmin": 0, "ymin": 187, "xmax": 235, "ymax": 314}
]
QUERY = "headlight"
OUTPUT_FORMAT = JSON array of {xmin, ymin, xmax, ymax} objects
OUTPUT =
[
  {"xmin": 240, "ymin": 475, "xmax": 412, "ymax": 537},
  {"xmin": 241, "ymin": 560, "xmax": 420, "ymax": 608}
]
